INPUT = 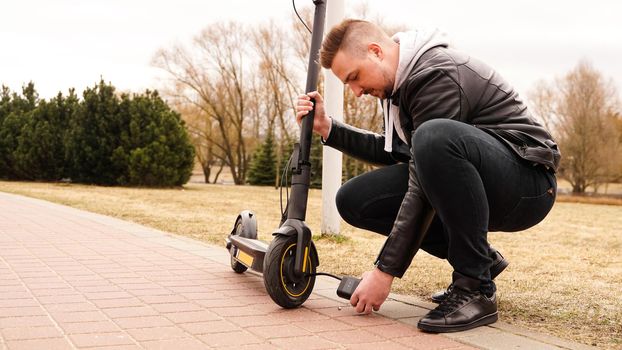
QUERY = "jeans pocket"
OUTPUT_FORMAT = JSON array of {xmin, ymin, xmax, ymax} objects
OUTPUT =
[{"xmin": 497, "ymin": 188, "xmax": 555, "ymax": 232}]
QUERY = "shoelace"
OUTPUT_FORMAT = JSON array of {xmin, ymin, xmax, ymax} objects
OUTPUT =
[{"xmin": 434, "ymin": 287, "xmax": 477, "ymax": 315}]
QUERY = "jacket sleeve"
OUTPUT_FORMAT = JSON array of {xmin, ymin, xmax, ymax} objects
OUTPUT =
[
  {"xmin": 322, "ymin": 118, "xmax": 397, "ymax": 166},
  {"xmin": 375, "ymin": 159, "xmax": 435, "ymax": 277},
  {"xmin": 374, "ymin": 55, "xmax": 462, "ymax": 277}
]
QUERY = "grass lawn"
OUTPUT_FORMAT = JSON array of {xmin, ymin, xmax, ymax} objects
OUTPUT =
[{"xmin": 0, "ymin": 180, "xmax": 620, "ymax": 349}]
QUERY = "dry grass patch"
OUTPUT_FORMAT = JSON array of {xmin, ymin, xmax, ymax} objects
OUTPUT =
[
  {"xmin": 1, "ymin": 181, "xmax": 620, "ymax": 349},
  {"xmin": 557, "ymin": 194, "xmax": 622, "ymax": 206}
]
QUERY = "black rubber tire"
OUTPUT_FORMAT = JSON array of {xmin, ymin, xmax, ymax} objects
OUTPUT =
[
  {"xmin": 231, "ymin": 255, "xmax": 247, "ymax": 273},
  {"xmin": 263, "ymin": 235, "xmax": 317, "ymax": 308},
  {"xmin": 230, "ymin": 218, "xmax": 248, "ymax": 273}
]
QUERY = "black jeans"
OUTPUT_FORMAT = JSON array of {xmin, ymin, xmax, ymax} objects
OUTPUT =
[{"xmin": 336, "ymin": 119, "xmax": 556, "ymax": 294}]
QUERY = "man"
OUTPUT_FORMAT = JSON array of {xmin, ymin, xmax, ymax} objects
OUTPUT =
[{"xmin": 296, "ymin": 19, "xmax": 560, "ymax": 333}]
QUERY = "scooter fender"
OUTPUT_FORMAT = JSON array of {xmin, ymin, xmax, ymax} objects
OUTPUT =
[
  {"xmin": 232, "ymin": 210, "xmax": 258, "ymax": 239},
  {"xmin": 273, "ymin": 219, "xmax": 317, "ymax": 277}
]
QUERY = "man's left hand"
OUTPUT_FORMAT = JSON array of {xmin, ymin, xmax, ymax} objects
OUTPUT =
[{"xmin": 350, "ymin": 267, "xmax": 394, "ymax": 314}]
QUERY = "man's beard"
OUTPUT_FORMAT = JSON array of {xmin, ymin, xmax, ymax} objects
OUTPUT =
[{"xmin": 382, "ymin": 70, "xmax": 395, "ymax": 99}]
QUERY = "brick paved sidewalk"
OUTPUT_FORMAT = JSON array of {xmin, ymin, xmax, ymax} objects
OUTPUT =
[{"xmin": 0, "ymin": 192, "xmax": 595, "ymax": 350}]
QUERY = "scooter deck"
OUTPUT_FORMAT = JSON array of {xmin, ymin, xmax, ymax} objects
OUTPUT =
[{"xmin": 228, "ymin": 236, "xmax": 269, "ymax": 272}]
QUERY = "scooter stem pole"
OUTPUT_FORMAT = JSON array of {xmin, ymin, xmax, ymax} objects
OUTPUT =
[{"xmin": 289, "ymin": 0, "xmax": 327, "ymax": 221}]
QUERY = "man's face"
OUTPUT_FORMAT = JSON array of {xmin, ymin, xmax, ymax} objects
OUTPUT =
[{"xmin": 331, "ymin": 45, "xmax": 395, "ymax": 99}]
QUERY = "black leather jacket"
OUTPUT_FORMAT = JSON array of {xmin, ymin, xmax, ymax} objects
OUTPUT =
[{"xmin": 324, "ymin": 46, "xmax": 560, "ymax": 277}]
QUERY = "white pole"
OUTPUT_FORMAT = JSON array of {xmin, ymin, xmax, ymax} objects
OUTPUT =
[{"xmin": 321, "ymin": 0, "xmax": 345, "ymax": 235}]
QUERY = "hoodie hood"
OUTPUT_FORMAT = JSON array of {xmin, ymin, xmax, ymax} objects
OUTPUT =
[{"xmin": 383, "ymin": 29, "xmax": 450, "ymax": 152}]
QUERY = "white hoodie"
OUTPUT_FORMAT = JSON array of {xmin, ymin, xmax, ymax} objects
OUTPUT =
[{"xmin": 382, "ymin": 29, "xmax": 450, "ymax": 152}]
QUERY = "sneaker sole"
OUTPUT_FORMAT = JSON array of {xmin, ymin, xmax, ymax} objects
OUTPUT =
[{"xmin": 417, "ymin": 312, "xmax": 498, "ymax": 333}]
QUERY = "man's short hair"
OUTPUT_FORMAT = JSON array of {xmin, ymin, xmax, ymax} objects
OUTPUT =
[{"xmin": 320, "ymin": 19, "xmax": 389, "ymax": 69}]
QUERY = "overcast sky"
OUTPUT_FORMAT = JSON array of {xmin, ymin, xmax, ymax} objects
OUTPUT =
[{"xmin": 1, "ymin": 0, "xmax": 621, "ymax": 101}]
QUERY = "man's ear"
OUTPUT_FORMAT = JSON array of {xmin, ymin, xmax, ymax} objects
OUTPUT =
[{"xmin": 368, "ymin": 43, "xmax": 383, "ymax": 60}]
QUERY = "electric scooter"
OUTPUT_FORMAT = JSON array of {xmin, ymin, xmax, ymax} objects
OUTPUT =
[{"xmin": 225, "ymin": 0, "xmax": 359, "ymax": 308}]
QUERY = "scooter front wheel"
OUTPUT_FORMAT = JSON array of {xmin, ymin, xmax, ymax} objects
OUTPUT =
[{"xmin": 263, "ymin": 235, "xmax": 317, "ymax": 308}]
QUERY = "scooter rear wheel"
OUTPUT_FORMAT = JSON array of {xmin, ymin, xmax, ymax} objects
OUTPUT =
[
  {"xmin": 263, "ymin": 235, "xmax": 317, "ymax": 308},
  {"xmin": 229, "ymin": 215, "xmax": 256, "ymax": 273}
]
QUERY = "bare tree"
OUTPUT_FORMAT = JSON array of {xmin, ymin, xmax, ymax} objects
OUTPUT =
[
  {"xmin": 153, "ymin": 7, "xmax": 414, "ymax": 186},
  {"xmin": 251, "ymin": 21, "xmax": 303, "ymax": 185},
  {"xmin": 154, "ymin": 22, "xmax": 254, "ymax": 185},
  {"xmin": 172, "ymin": 99, "xmax": 225, "ymax": 184},
  {"xmin": 530, "ymin": 60, "xmax": 622, "ymax": 193},
  {"xmin": 253, "ymin": 21, "xmax": 299, "ymax": 141},
  {"xmin": 341, "ymin": 90, "xmax": 382, "ymax": 179}
]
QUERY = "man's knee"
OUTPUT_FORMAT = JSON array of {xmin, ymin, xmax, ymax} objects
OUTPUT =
[
  {"xmin": 413, "ymin": 119, "xmax": 457, "ymax": 153},
  {"xmin": 335, "ymin": 181, "xmax": 357, "ymax": 225},
  {"xmin": 412, "ymin": 119, "xmax": 475, "ymax": 167},
  {"xmin": 412, "ymin": 119, "xmax": 454, "ymax": 167}
]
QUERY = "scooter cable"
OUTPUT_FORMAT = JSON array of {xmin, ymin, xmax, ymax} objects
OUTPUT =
[
  {"xmin": 279, "ymin": 152, "xmax": 294, "ymax": 221},
  {"xmin": 305, "ymin": 272, "xmax": 342, "ymax": 281},
  {"xmin": 292, "ymin": 0, "xmax": 312, "ymax": 34}
]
